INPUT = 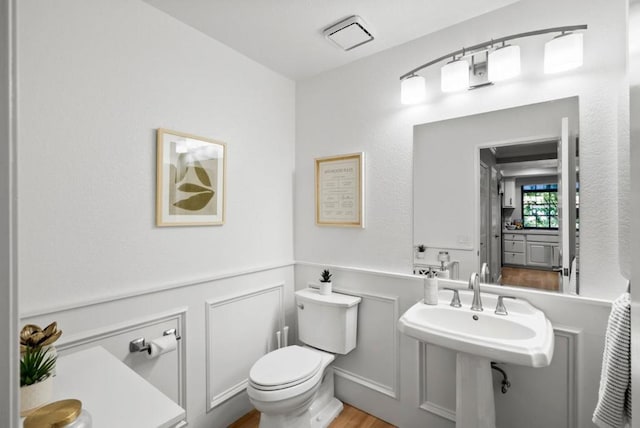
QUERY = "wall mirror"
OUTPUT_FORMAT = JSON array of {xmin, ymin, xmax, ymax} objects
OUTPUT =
[{"xmin": 414, "ymin": 97, "xmax": 580, "ymax": 294}]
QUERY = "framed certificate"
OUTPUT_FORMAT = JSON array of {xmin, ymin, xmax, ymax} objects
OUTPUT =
[{"xmin": 315, "ymin": 153, "xmax": 364, "ymax": 227}]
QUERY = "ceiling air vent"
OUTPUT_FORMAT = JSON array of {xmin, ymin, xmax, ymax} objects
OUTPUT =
[{"xmin": 323, "ymin": 16, "xmax": 374, "ymax": 51}]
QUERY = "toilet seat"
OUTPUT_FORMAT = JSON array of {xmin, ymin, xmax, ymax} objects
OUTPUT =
[{"xmin": 249, "ymin": 346, "xmax": 322, "ymax": 391}]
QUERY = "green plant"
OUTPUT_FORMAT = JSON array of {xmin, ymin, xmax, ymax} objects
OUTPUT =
[
  {"xmin": 320, "ymin": 269, "xmax": 332, "ymax": 283},
  {"xmin": 417, "ymin": 244, "xmax": 426, "ymax": 252},
  {"xmin": 20, "ymin": 347, "xmax": 56, "ymax": 387}
]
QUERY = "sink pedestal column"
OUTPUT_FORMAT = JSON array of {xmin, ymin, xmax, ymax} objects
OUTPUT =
[{"xmin": 456, "ymin": 353, "xmax": 496, "ymax": 428}]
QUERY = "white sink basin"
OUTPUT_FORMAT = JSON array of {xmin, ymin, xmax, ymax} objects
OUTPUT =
[{"xmin": 398, "ymin": 290, "xmax": 554, "ymax": 367}]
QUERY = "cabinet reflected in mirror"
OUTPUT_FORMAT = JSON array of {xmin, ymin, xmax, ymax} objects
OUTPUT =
[{"xmin": 414, "ymin": 97, "xmax": 579, "ymax": 294}]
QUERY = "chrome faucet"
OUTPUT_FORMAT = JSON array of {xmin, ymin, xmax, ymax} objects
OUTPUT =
[
  {"xmin": 468, "ymin": 272, "xmax": 483, "ymax": 311},
  {"xmin": 480, "ymin": 262, "xmax": 490, "ymax": 283}
]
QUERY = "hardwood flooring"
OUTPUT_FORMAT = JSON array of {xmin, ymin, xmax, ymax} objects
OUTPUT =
[
  {"xmin": 500, "ymin": 266, "xmax": 559, "ymax": 291},
  {"xmin": 228, "ymin": 404, "xmax": 395, "ymax": 428},
  {"xmin": 229, "ymin": 409, "xmax": 261, "ymax": 428}
]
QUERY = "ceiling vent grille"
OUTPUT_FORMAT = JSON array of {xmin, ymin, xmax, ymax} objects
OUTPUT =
[{"xmin": 323, "ymin": 16, "xmax": 374, "ymax": 51}]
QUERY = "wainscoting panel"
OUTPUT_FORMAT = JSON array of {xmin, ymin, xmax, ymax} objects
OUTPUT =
[
  {"xmin": 206, "ymin": 284, "xmax": 285, "ymax": 411},
  {"xmin": 418, "ymin": 327, "xmax": 579, "ymax": 428},
  {"xmin": 419, "ymin": 343, "xmax": 456, "ymax": 421},
  {"xmin": 55, "ymin": 308, "xmax": 187, "ymax": 413},
  {"xmin": 493, "ymin": 327, "xmax": 578, "ymax": 428},
  {"xmin": 331, "ymin": 288, "xmax": 400, "ymax": 399}
]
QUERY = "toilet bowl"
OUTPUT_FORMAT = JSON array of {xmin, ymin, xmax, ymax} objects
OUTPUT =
[
  {"xmin": 247, "ymin": 345, "xmax": 339, "ymax": 428},
  {"xmin": 246, "ymin": 288, "xmax": 362, "ymax": 428}
]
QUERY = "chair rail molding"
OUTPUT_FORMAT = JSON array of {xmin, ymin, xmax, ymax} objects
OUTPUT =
[{"xmin": 21, "ymin": 262, "xmax": 294, "ymax": 319}]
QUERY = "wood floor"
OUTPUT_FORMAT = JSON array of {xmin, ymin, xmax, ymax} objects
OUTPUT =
[
  {"xmin": 500, "ymin": 266, "xmax": 559, "ymax": 291},
  {"xmin": 228, "ymin": 404, "xmax": 395, "ymax": 428}
]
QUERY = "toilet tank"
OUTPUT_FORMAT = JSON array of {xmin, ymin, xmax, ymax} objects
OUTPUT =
[{"xmin": 295, "ymin": 288, "xmax": 361, "ymax": 354}]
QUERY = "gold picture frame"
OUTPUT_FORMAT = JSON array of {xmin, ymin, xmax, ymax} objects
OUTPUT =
[
  {"xmin": 156, "ymin": 129, "xmax": 226, "ymax": 226},
  {"xmin": 315, "ymin": 152, "xmax": 365, "ymax": 228}
]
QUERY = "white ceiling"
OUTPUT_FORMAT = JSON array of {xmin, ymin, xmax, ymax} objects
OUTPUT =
[{"xmin": 144, "ymin": 0, "xmax": 520, "ymax": 80}]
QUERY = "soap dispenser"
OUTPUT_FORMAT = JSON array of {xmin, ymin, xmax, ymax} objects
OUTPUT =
[{"xmin": 424, "ymin": 269, "xmax": 439, "ymax": 305}]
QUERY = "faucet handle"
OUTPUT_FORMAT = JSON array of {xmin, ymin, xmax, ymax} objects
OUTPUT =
[
  {"xmin": 443, "ymin": 287, "xmax": 462, "ymax": 308},
  {"xmin": 480, "ymin": 263, "xmax": 490, "ymax": 283},
  {"xmin": 495, "ymin": 295, "xmax": 516, "ymax": 315}
]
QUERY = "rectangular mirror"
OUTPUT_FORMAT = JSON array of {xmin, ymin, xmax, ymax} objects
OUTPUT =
[{"xmin": 414, "ymin": 97, "xmax": 579, "ymax": 294}]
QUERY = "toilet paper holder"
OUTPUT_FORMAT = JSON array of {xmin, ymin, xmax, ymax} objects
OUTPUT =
[{"xmin": 129, "ymin": 328, "xmax": 182, "ymax": 354}]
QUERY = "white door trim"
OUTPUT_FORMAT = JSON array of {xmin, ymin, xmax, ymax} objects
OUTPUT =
[{"xmin": 0, "ymin": 0, "xmax": 18, "ymax": 425}]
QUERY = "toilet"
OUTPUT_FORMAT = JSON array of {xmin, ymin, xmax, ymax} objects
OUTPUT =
[{"xmin": 247, "ymin": 288, "xmax": 362, "ymax": 428}]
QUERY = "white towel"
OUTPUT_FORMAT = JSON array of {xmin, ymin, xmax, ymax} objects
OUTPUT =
[{"xmin": 593, "ymin": 292, "xmax": 632, "ymax": 428}]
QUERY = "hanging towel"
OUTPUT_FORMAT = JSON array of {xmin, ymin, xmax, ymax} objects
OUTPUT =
[
  {"xmin": 592, "ymin": 292, "xmax": 632, "ymax": 428},
  {"xmin": 568, "ymin": 257, "xmax": 578, "ymax": 295}
]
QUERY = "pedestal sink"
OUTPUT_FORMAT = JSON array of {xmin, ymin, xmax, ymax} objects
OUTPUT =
[{"xmin": 398, "ymin": 289, "xmax": 554, "ymax": 428}]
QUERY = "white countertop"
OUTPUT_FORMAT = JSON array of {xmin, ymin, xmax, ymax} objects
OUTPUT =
[
  {"xmin": 28, "ymin": 346, "xmax": 185, "ymax": 428},
  {"xmin": 503, "ymin": 229, "xmax": 559, "ymax": 236}
]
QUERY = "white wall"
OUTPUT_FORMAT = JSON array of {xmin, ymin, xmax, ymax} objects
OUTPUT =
[
  {"xmin": 295, "ymin": 0, "xmax": 628, "ymax": 426},
  {"xmin": 17, "ymin": 0, "xmax": 295, "ymax": 314},
  {"xmin": 17, "ymin": 1, "xmax": 295, "ymax": 427},
  {"xmin": 0, "ymin": 0, "xmax": 18, "ymax": 426},
  {"xmin": 295, "ymin": 0, "xmax": 628, "ymax": 300},
  {"xmin": 12, "ymin": 1, "xmax": 633, "ymax": 428}
]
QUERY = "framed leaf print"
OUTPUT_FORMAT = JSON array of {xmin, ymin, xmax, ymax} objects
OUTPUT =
[{"xmin": 156, "ymin": 129, "xmax": 226, "ymax": 226}]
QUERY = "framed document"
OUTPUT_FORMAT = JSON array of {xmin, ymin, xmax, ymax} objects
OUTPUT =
[
  {"xmin": 156, "ymin": 129, "xmax": 226, "ymax": 226},
  {"xmin": 315, "ymin": 153, "xmax": 364, "ymax": 227}
]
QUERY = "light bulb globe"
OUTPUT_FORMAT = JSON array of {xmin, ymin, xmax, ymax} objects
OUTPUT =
[
  {"xmin": 544, "ymin": 32, "xmax": 584, "ymax": 74},
  {"xmin": 488, "ymin": 45, "xmax": 521, "ymax": 82},
  {"xmin": 441, "ymin": 59, "xmax": 470, "ymax": 92},
  {"xmin": 400, "ymin": 74, "xmax": 426, "ymax": 105}
]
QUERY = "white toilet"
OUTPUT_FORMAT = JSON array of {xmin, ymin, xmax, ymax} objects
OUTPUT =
[{"xmin": 247, "ymin": 288, "xmax": 361, "ymax": 428}]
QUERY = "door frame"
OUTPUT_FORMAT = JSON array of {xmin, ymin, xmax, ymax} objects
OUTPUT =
[
  {"xmin": 474, "ymin": 134, "xmax": 559, "ymax": 279},
  {"xmin": 0, "ymin": 0, "xmax": 18, "ymax": 425}
]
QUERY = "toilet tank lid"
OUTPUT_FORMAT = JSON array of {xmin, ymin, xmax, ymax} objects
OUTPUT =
[{"xmin": 295, "ymin": 288, "xmax": 361, "ymax": 308}]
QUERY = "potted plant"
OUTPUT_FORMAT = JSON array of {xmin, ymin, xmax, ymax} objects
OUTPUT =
[
  {"xmin": 417, "ymin": 244, "xmax": 427, "ymax": 259},
  {"xmin": 20, "ymin": 347, "xmax": 56, "ymax": 416},
  {"xmin": 319, "ymin": 269, "xmax": 333, "ymax": 295},
  {"xmin": 19, "ymin": 322, "xmax": 62, "ymax": 416}
]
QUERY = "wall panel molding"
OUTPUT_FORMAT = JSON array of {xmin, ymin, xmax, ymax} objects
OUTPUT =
[
  {"xmin": 553, "ymin": 325, "xmax": 580, "ymax": 428},
  {"xmin": 206, "ymin": 283, "xmax": 285, "ymax": 412},
  {"xmin": 332, "ymin": 367, "xmax": 398, "ymax": 399},
  {"xmin": 418, "ymin": 342, "xmax": 456, "ymax": 422},
  {"xmin": 331, "ymin": 287, "xmax": 400, "ymax": 400},
  {"xmin": 55, "ymin": 308, "xmax": 188, "ymax": 420},
  {"xmin": 418, "ymin": 325, "xmax": 581, "ymax": 427}
]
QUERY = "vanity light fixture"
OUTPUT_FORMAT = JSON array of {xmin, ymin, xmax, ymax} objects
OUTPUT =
[{"xmin": 399, "ymin": 24, "xmax": 587, "ymax": 105}]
